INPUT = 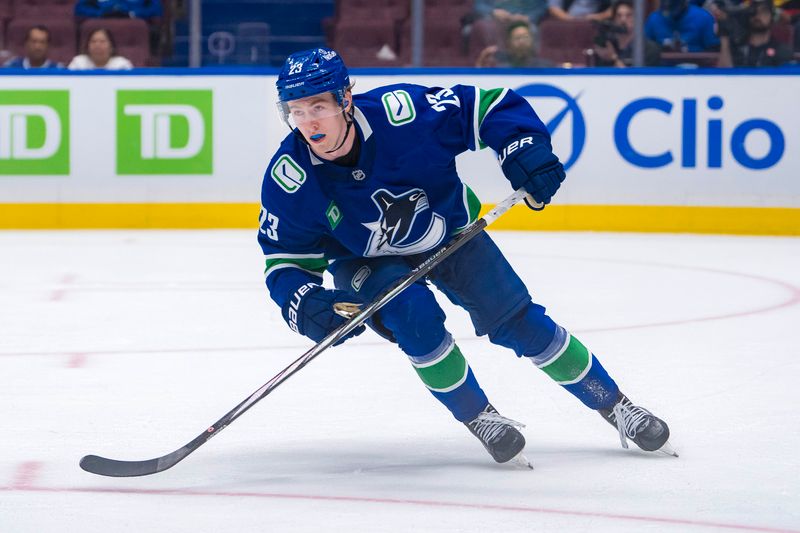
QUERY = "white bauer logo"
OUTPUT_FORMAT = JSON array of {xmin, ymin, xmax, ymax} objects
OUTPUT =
[
  {"xmin": 123, "ymin": 104, "xmax": 205, "ymax": 159},
  {"xmin": 0, "ymin": 105, "xmax": 61, "ymax": 160}
]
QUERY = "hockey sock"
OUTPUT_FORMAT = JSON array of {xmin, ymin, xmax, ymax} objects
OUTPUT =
[
  {"xmin": 528, "ymin": 325, "xmax": 619, "ymax": 410},
  {"xmin": 408, "ymin": 334, "xmax": 489, "ymax": 422}
]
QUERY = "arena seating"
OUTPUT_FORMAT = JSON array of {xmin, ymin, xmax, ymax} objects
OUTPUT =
[
  {"xmin": 537, "ymin": 19, "xmax": 595, "ymax": 66},
  {"xmin": 6, "ymin": 16, "xmax": 76, "ymax": 65},
  {"xmin": 79, "ymin": 18, "xmax": 150, "ymax": 67},
  {"xmin": 1, "ymin": 0, "xmax": 160, "ymax": 66}
]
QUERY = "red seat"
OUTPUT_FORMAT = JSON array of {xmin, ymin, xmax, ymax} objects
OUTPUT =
[
  {"xmin": 0, "ymin": 0, "xmax": 12, "ymax": 49},
  {"xmin": 0, "ymin": 0, "xmax": 12, "ymax": 18},
  {"xmin": 397, "ymin": 17, "xmax": 473, "ymax": 66},
  {"xmin": 332, "ymin": 17, "xmax": 403, "ymax": 66},
  {"xmin": 466, "ymin": 16, "xmax": 503, "ymax": 63},
  {"xmin": 13, "ymin": 0, "xmax": 74, "ymax": 17},
  {"xmin": 6, "ymin": 17, "xmax": 75, "ymax": 64},
  {"xmin": 538, "ymin": 18, "xmax": 595, "ymax": 66},
  {"xmin": 770, "ymin": 22, "xmax": 794, "ymax": 46},
  {"xmin": 335, "ymin": 0, "xmax": 410, "ymax": 21},
  {"xmin": 79, "ymin": 18, "xmax": 150, "ymax": 67}
]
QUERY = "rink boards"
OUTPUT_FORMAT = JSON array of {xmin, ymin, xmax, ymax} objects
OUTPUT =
[{"xmin": 0, "ymin": 69, "xmax": 797, "ymax": 234}]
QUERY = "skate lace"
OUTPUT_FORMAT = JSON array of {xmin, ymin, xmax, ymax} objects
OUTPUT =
[
  {"xmin": 468, "ymin": 411, "xmax": 525, "ymax": 444},
  {"xmin": 611, "ymin": 402, "xmax": 652, "ymax": 449}
]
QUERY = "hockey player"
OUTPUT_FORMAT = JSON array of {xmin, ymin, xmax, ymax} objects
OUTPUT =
[{"xmin": 258, "ymin": 47, "xmax": 675, "ymax": 465}]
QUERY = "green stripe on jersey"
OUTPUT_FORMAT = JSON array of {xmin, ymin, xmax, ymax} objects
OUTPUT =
[
  {"xmin": 465, "ymin": 185, "xmax": 481, "ymax": 224},
  {"xmin": 476, "ymin": 88, "xmax": 507, "ymax": 149},
  {"xmin": 454, "ymin": 185, "xmax": 482, "ymax": 233},
  {"xmin": 412, "ymin": 344, "xmax": 469, "ymax": 393},
  {"xmin": 536, "ymin": 334, "xmax": 591, "ymax": 384},
  {"xmin": 264, "ymin": 257, "xmax": 328, "ymax": 276}
]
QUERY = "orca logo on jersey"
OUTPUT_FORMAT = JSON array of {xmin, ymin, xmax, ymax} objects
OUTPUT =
[{"xmin": 362, "ymin": 188, "xmax": 446, "ymax": 257}]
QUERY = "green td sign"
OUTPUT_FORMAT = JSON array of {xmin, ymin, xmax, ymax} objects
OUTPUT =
[
  {"xmin": 0, "ymin": 90, "xmax": 69, "ymax": 175},
  {"xmin": 117, "ymin": 90, "xmax": 213, "ymax": 174}
]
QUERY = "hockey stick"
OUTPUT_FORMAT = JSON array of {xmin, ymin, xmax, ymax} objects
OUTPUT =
[{"xmin": 79, "ymin": 188, "xmax": 532, "ymax": 477}]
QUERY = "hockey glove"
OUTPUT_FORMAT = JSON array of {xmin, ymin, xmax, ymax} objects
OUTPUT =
[
  {"xmin": 499, "ymin": 135, "xmax": 566, "ymax": 210},
  {"xmin": 282, "ymin": 283, "xmax": 366, "ymax": 346}
]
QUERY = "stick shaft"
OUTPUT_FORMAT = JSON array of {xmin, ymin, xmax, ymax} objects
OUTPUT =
[{"xmin": 80, "ymin": 188, "xmax": 528, "ymax": 477}]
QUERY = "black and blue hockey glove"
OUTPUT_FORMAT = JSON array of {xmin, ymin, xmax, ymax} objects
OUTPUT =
[
  {"xmin": 282, "ymin": 283, "xmax": 366, "ymax": 346},
  {"xmin": 499, "ymin": 134, "xmax": 566, "ymax": 210}
]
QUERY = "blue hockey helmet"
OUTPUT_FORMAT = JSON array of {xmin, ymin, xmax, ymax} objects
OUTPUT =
[{"xmin": 276, "ymin": 47, "xmax": 350, "ymax": 106}]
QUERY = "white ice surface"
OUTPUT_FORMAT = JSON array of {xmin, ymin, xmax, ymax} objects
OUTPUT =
[{"xmin": 1, "ymin": 230, "xmax": 798, "ymax": 533}]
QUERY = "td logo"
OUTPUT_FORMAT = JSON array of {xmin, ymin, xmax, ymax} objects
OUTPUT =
[
  {"xmin": 117, "ymin": 90, "xmax": 213, "ymax": 174},
  {"xmin": 0, "ymin": 90, "xmax": 69, "ymax": 175}
]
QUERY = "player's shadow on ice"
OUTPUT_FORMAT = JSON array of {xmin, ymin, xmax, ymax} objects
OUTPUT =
[{"xmin": 188, "ymin": 439, "xmax": 668, "ymax": 487}]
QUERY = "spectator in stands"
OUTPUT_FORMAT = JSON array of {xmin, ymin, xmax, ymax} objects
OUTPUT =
[
  {"xmin": 475, "ymin": 0, "xmax": 550, "ymax": 27},
  {"xmin": 592, "ymin": 0, "xmax": 662, "ymax": 66},
  {"xmin": 68, "ymin": 28, "xmax": 133, "ymax": 70},
  {"xmin": 3, "ymin": 26, "xmax": 64, "ymax": 69},
  {"xmin": 548, "ymin": 0, "xmax": 612, "ymax": 21},
  {"xmin": 718, "ymin": 0, "xmax": 794, "ymax": 65},
  {"xmin": 74, "ymin": 0, "xmax": 162, "ymax": 20},
  {"xmin": 645, "ymin": 0, "xmax": 720, "ymax": 51},
  {"xmin": 475, "ymin": 21, "xmax": 555, "ymax": 67}
]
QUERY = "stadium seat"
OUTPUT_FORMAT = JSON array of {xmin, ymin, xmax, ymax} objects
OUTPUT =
[
  {"xmin": 537, "ymin": 19, "xmax": 595, "ymax": 65},
  {"xmin": 13, "ymin": 0, "xmax": 74, "ymax": 17},
  {"xmin": 0, "ymin": 0, "xmax": 11, "ymax": 22},
  {"xmin": 335, "ymin": 0, "xmax": 410, "ymax": 21},
  {"xmin": 79, "ymin": 18, "xmax": 150, "ymax": 67},
  {"xmin": 466, "ymin": 16, "xmax": 503, "ymax": 63},
  {"xmin": 0, "ymin": 0, "xmax": 12, "ymax": 49},
  {"xmin": 6, "ymin": 17, "xmax": 75, "ymax": 64},
  {"xmin": 332, "ymin": 17, "xmax": 403, "ymax": 66},
  {"xmin": 413, "ymin": 19, "xmax": 473, "ymax": 66},
  {"xmin": 393, "ymin": 1, "xmax": 476, "ymax": 66},
  {"xmin": 770, "ymin": 21, "xmax": 794, "ymax": 46}
]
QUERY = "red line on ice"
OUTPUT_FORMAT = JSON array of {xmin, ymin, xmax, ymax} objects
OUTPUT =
[
  {"xmin": 67, "ymin": 353, "xmax": 88, "ymax": 368},
  {"xmin": 0, "ymin": 483, "xmax": 796, "ymax": 533},
  {"xmin": 49, "ymin": 274, "xmax": 77, "ymax": 302},
  {"xmin": 1, "ymin": 259, "xmax": 798, "ymax": 358},
  {"xmin": 10, "ymin": 462, "xmax": 42, "ymax": 489},
  {"xmin": 572, "ymin": 260, "xmax": 800, "ymax": 334}
]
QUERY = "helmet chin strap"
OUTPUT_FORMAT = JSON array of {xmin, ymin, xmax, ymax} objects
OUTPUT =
[{"xmin": 324, "ymin": 107, "xmax": 355, "ymax": 154}]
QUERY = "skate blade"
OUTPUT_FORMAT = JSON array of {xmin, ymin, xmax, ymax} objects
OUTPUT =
[
  {"xmin": 509, "ymin": 452, "xmax": 534, "ymax": 470},
  {"xmin": 657, "ymin": 440, "xmax": 679, "ymax": 458}
]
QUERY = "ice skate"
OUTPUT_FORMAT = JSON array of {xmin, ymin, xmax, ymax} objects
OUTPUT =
[
  {"xmin": 465, "ymin": 404, "xmax": 530, "ymax": 467},
  {"xmin": 599, "ymin": 393, "xmax": 678, "ymax": 457}
]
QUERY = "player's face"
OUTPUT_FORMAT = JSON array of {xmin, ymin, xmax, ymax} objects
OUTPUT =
[{"xmin": 288, "ymin": 92, "xmax": 353, "ymax": 158}]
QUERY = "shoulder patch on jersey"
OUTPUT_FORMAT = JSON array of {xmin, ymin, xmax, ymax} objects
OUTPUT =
[
  {"xmin": 381, "ymin": 90, "xmax": 416, "ymax": 126},
  {"xmin": 271, "ymin": 154, "xmax": 306, "ymax": 193}
]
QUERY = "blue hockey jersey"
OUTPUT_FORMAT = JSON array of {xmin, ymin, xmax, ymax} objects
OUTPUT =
[{"xmin": 258, "ymin": 83, "xmax": 553, "ymax": 308}]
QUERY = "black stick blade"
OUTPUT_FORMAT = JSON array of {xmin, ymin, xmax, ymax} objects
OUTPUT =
[{"xmin": 80, "ymin": 455, "xmax": 167, "ymax": 477}]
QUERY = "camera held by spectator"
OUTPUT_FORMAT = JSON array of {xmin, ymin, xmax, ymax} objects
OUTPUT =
[
  {"xmin": 592, "ymin": 0, "xmax": 661, "ymax": 66},
  {"xmin": 717, "ymin": 0, "xmax": 771, "ymax": 45},
  {"xmin": 593, "ymin": 19, "xmax": 629, "ymax": 48},
  {"xmin": 717, "ymin": 0, "xmax": 794, "ymax": 66}
]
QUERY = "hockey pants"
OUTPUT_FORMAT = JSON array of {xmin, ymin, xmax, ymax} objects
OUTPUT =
[{"xmin": 330, "ymin": 231, "xmax": 619, "ymax": 422}]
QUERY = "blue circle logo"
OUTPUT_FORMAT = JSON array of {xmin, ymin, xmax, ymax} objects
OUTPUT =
[{"xmin": 515, "ymin": 84, "xmax": 586, "ymax": 171}]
